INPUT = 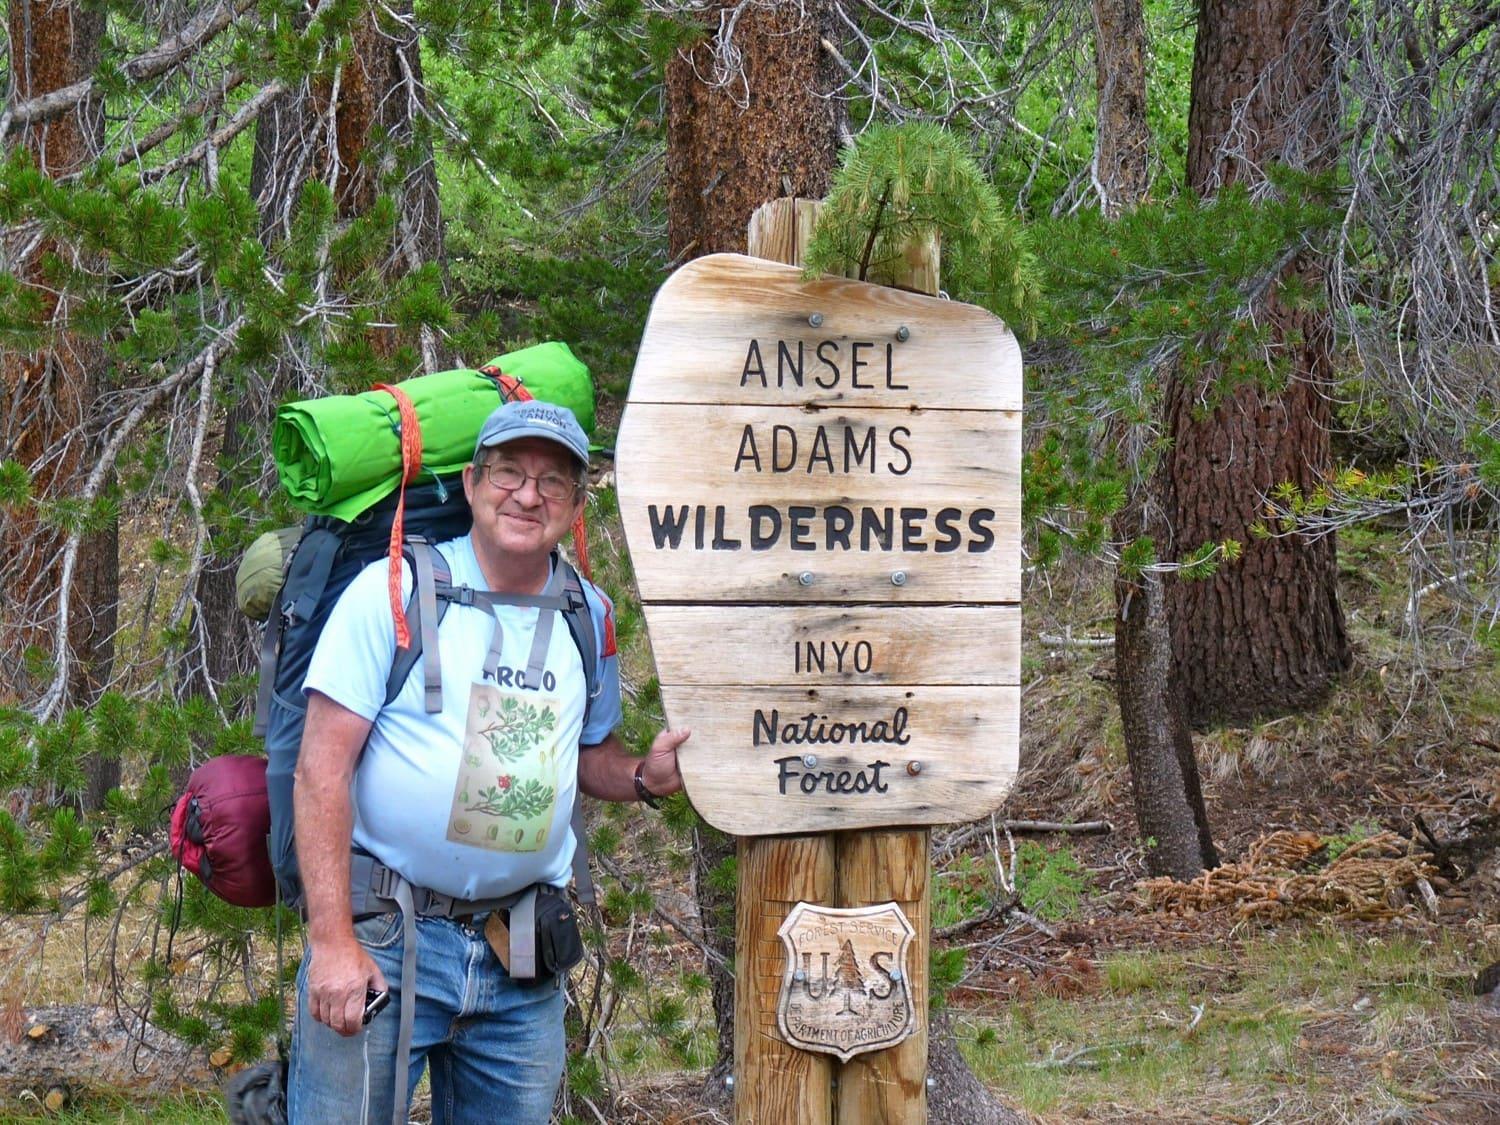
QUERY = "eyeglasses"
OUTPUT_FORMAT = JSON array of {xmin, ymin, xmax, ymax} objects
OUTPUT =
[{"xmin": 479, "ymin": 460, "xmax": 580, "ymax": 502}]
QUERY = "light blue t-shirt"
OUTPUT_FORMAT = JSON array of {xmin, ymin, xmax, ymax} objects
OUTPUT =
[{"xmin": 303, "ymin": 535, "xmax": 622, "ymax": 900}]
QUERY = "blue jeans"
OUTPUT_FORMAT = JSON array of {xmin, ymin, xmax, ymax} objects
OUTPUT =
[{"xmin": 288, "ymin": 912, "xmax": 565, "ymax": 1125}]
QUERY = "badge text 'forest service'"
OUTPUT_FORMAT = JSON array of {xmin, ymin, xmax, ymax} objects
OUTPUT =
[
  {"xmin": 776, "ymin": 901, "xmax": 916, "ymax": 1061},
  {"xmin": 616, "ymin": 254, "xmax": 1021, "ymax": 835}
]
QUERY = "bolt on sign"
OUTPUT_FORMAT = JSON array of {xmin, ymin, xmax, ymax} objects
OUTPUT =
[
  {"xmin": 776, "ymin": 902, "xmax": 915, "ymax": 1061},
  {"xmin": 616, "ymin": 253, "xmax": 1021, "ymax": 835}
]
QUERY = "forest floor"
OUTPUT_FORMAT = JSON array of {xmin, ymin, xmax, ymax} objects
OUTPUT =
[
  {"xmin": 925, "ymin": 522, "xmax": 1500, "ymax": 1123},
  {"xmin": 4, "ymin": 514, "xmax": 1498, "ymax": 1123}
]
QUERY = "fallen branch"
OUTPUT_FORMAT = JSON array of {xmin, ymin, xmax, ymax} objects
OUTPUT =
[
  {"xmin": 1030, "ymin": 1039, "xmax": 1145, "ymax": 1070},
  {"xmin": 1039, "ymin": 630, "xmax": 1115, "ymax": 649},
  {"xmin": 1406, "ymin": 569, "xmax": 1472, "ymax": 627},
  {"xmin": 1005, "ymin": 819, "xmax": 1113, "ymax": 835},
  {"xmin": 934, "ymin": 900, "xmax": 1007, "ymax": 940}
]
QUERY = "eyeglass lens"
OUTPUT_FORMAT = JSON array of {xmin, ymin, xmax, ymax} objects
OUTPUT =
[{"xmin": 485, "ymin": 462, "xmax": 575, "ymax": 500}]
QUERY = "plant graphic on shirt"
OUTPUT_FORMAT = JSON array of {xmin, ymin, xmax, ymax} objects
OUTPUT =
[
  {"xmin": 466, "ymin": 776, "xmax": 554, "ymax": 820},
  {"xmin": 474, "ymin": 697, "xmax": 557, "ymax": 763}
]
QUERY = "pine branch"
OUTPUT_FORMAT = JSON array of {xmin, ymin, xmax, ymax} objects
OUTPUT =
[
  {"xmin": 138, "ymin": 80, "xmax": 289, "ymax": 186},
  {"xmin": 30, "ymin": 317, "xmax": 248, "ymax": 725}
]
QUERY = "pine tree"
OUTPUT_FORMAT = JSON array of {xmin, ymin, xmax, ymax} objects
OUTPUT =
[
  {"xmin": 832, "ymin": 939, "xmax": 866, "ymax": 1015},
  {"xmin": 1163, "ymin": 0, "xmax": 1351, "ymax": 724},
  {"xmin": 804, "ymin": 122, "xmax": 1039, "ymax": 338}
]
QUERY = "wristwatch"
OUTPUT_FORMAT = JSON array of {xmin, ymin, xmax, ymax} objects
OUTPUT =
[{"xmin": 633, "ymin": 759, "xmax": 662, "ymax": 809}]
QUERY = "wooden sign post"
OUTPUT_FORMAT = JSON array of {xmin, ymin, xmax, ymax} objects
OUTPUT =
[{"xmin": 616, "ymin": 203, "xmax": 1021, "ymax": 1122}]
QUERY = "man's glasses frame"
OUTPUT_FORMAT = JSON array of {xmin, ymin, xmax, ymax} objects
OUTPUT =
[{"xmin": 477, "ymin": 458, "xmax": 580, "ymax": 502}]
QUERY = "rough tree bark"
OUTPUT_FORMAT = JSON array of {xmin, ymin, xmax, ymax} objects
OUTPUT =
[
  {"xmin": 1090, "ymin": 0, "xmax": 1150, "ymax": 217},
  {"xmin": 666, "ymin": 1, "xmax": 843, "ymax": 262},
  {"xmin": 663, "ymin": 0, "xmax": 842, "ymax": 1085},
  {"xmin": 1094, "ymin": 0, "xmax": 1216, "ymax": 876},
  {"xmin": 2, "ymin": 0, "xmax": 118, "ymax": 808},
  {"xmin": 1165, "ymin": 0, "xmax": 1351, "ymax": 726}
]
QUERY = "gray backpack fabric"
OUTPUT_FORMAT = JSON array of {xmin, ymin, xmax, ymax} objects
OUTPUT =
[{"xmin": 224, "ymin": 1058, "xmax": 287, "ymax": 1125}]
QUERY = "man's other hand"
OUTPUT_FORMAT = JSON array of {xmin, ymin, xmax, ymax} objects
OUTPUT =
[
  {"xmin": 640, "ymin": 727, "xmax": 690, "ymax": 798},
  {"xmin": 307, "ymin": 937, "xmax": 388, "ymax": 1037}
]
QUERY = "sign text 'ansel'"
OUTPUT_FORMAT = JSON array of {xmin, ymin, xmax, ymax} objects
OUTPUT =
[{"xmin": 739, "ymin": 337, "xmax": 910, "ymax": 391}]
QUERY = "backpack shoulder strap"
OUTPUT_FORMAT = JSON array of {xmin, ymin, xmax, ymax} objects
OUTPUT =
[
  {"xmin": 557, "ymin": 557, "xmax": 601, "ymax": 733},
  {"xmin": 383, "ymin": 537, "xmax": 451, "ymax": 710},
  {"xmin": 557, "ymin": 557, "xmax": 603, "ymax": 907}
]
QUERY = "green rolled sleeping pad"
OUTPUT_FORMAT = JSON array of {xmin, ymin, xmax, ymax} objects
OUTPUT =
[
  {"xmin": 482, "ymin": 343, "xmax": 595, "ymax": 440},
  {"xmin": 272, "ymin": 341, "xmax": 593, "ymax": 521}
]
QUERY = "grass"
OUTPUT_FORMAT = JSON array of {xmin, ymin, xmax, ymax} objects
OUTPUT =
[
  {"xmin": 956, "ymin": 928, "xmax": 1498, "ymax": 1119},
  {"xmin": 4, "ymin": 1091, "xmax": 228, "ymax": 1123}
]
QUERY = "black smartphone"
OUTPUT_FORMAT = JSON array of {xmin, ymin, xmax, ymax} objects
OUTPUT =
[{"xmin": 362, "ymin": 988, "xmax": 390, "ymax": 1025}]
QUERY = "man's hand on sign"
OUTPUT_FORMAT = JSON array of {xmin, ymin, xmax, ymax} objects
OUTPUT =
[
  {"xmin": 640, "ymin": 727, "xmax": 690, "ymax": 798},
  {"xmin": 579, "ymin": 728, "xmax": 690, "ymax": 804},
  {"xmin": 307, "ymin": 936, "xmax": 388, "ymax": 1037}
]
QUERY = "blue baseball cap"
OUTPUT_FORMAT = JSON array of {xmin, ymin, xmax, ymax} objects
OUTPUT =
[{"xmin": 473, "ymin": 399, "xmax": 590, "ymax": 468}]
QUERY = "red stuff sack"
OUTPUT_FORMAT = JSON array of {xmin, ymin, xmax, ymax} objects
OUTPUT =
[{"xmin": 169, "ymin": 755, "xmax": 277, "ymax": 908}]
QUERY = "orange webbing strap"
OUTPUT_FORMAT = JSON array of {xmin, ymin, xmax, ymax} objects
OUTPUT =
[
  {"xmin": 479, "ymin": 365, "xmax": 593, "ymax": 582},
  {"xmin": 570, "ymin": 511, "xmax": 591, "ymax": 581},
  {"xmin": 372, "ymin": 382, "xmax": 423, "ymax": 649}
]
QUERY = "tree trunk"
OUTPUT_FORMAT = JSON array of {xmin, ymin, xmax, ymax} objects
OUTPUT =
[
  {"xmin": 926, "ymin": 1006, "xmax": 1028, "ymax": 1125},
  {"xmin": 1166, "ymin": 0, "xmax": 1350, "ymax": 727},
  {"xmin": 666, "ymin": 1, "xmax": 843, "ymax": 259},
  {"xmin": 1115, "ymin": 560, "xmax": 1217, "ymax": 877},
  {"xmin": 2, "ymin": 0, "xmax": 118, "ymax": 807},
  {"xmin": 663, "ymin": 1, "xmax": 843, "ymax": 1081},
  {"xmin": 1092, "ymin": 0, "xmax": 1215, "ymax": 875},
  {"xmin": 333, "ymin": 0, "xmax": 447, "ymax": 286},
  {"xmin": 1090, "ymin": 0, "xmax": 1150, "ymax": 216}
]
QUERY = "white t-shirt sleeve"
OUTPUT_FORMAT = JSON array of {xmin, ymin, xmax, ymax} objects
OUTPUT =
[{"xmin": 303, "ymin": 558, "xmax": 409, "ymax": 720}]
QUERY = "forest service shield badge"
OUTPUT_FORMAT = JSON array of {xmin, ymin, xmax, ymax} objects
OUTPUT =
[{"xmin": 776, "ymin": 901, "xmax": 916, "ymax": 1061}]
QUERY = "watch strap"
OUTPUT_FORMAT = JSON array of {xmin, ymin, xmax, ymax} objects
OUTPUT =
[{"xmin": 633, "ymin": 759, "xmax": 661, "ymax": 809}]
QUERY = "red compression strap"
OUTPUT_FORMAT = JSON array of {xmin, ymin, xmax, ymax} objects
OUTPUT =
[
  {"xmin": 571, "ymin": 512, "xmax": 591, "ymax": 580},
  {"xmin": 373, "ymin": 382, "xmax": 423, "ymax": 649},
  {"xmin": 480, "ymin": 366, "xmax": 593, "ymax": 582}
]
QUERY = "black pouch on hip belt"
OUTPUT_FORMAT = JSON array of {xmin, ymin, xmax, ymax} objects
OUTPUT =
[{"xmin": 484, "ymin": 883, "xmax": 584, "ymax": 980}]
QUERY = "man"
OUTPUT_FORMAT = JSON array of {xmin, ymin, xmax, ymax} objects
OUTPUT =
[{"xmin": 290, "ymin": 399, "xmax": 689, "ymax": 1123}]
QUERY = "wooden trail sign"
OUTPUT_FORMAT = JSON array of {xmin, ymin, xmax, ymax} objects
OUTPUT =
[{"xmin": 616, "ymin": 253, "xmax": 1022, "ymax": 837}]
